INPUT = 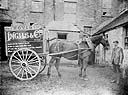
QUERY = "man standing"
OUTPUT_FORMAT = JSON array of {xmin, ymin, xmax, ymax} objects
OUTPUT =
[{"xmin": 111, "ymin": 41, "xmax": 124, "ymax": 84}]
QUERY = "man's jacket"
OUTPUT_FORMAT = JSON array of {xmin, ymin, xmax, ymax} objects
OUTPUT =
[{"xmin": 111, "ymin": 47, "xmax": 124, "ymax": 65}]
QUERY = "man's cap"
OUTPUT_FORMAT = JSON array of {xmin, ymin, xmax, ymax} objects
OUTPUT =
[{"xmin": 113, "ymin": 40, "xmax": 119, "ymax": 43}]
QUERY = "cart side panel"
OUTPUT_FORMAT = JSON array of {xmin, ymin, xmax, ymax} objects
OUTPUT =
[{"xmin": 5, "ymin": 29, "xmax": 44, "ymax": 56}]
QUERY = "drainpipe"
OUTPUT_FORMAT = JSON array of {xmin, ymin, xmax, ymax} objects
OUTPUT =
[{"xmin": 53, "ymin": 0, "xmax": 56, "ymax": 21}]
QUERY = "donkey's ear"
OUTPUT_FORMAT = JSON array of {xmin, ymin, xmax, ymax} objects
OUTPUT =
[{"xmin": 100, "ymin": 33, "xmax": 103, "ymax": 36}]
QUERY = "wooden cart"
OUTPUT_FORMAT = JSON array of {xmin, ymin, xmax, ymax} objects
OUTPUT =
[{"xmin": 5, "ymin": 25, "xmax": 47, "ymax": 81}]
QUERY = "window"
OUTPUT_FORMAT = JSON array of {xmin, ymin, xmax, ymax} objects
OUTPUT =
[
  {"xmin": 64, "ymin": 0, "xmax": 77, "ymax": 23},
  {"xmin": 124, "ymin": 25, "xmax": 128, "ymax": 49},
  {"xmin": 102, "ymin": 0, "xmax": 112, "ymax": 16},
  {"xmin": 64, "ymin": 1, "xmax": 76, "ymax": 14},
  {"xmin": 102, "ymin": 0, "xmax": 111, "ymax": 9},
  {"xmin": 0, "ymin": 0, "xmax": 8, "ymax": 9},
  {"xmin": 84, "ymin": 26, "xmax": 92, "ymax": 34},
  {"xmin": 58, "ymin": 33, "xmax": 67, "ymax": 39},
  {"xmin": 31, "ymin": 0, "xmax": 44, "ymax": 13}
]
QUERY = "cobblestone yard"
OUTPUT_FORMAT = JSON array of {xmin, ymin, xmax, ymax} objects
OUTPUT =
[{"xmin": 1, "ymin": 60, "xmax": 119, "ymax": 95}]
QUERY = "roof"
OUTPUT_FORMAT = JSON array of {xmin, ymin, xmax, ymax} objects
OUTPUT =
[
  {"xmin": 0, "ymin": 14, "xmax": 12, "ymax": 24},
  {"xmin": 92, "ymin": 9, "xmax": 128, "ymax": 36},
  {"xmin": 92, "ymin": 19, "xmax": 113, "ymax": 34},
  {"xmin": 46, "ymin": 21, "xmax": 80, "ymax": 32}
]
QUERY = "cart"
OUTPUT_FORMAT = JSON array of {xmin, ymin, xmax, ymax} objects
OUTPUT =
[{"xmin": 5, "ymin": 25, "xmax": 47, "ymax": 81}]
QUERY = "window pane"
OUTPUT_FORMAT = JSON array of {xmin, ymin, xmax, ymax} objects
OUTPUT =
[
  {"xmin": 0, "ymin": 0, "xmax": 8, "ymax": 9},
  {"xmin": 58, "ymin": 33, "xmax": 67, "ymax": 39},
  {"xmin": 64, "ymin": 14, "xmax": 76, "ymax": 23},
  {"xmin": 102, "ymin": 0, "xmax": 111, "ymax": 8},
  {"xmin": 64, "ymin": 2, "xmax": 76, "ymax": 14},
  {"xmin": 31, "ymin": 0, "xmax": 44, "ymax": 12}
]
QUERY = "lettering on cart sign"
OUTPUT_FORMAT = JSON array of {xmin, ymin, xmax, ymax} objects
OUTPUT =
[{"xmin": 7, "ymin": 30, "xmax": 42, "ymax": 41}]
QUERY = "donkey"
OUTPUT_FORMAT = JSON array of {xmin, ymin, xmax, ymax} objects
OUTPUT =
[{"xmin": 47, "ymin": 34, "xmax": 109, "ymax": 79}]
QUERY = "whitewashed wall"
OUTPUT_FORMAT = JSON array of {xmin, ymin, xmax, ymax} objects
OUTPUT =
[
  {"xmin": 98, "ymin": 27, "xmax": 128, "ymax": 68},
  {"xmin": 105, "ymin": 27, "xmax": 124, "ymax": 64}
]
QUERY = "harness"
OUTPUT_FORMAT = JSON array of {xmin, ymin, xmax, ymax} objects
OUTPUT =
[{"xmin": 53, "ymin": 38, "xmax": 93, "ymax": 59}]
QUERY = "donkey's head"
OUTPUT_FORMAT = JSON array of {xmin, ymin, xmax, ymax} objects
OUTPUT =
[{"xmin": 91, "ymin": 34, "xmax": 110, "ymax": 49}]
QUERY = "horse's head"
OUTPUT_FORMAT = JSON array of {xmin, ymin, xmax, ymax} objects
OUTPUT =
[{"xmin": 91, "ymin": 34, "xmax": 110, "ymax": 49}]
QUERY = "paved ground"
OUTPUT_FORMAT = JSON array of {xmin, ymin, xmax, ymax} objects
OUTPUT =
[{"xmin": 0, "ymin": 60, "xmax": 119, "ymax": 95}]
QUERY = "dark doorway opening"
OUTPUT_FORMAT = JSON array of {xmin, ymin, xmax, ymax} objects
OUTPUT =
[
  {"xmin": 58, "ymin": 33, "xmax": 67, "ymax": 40},
  {"xmin": 0, "ymin": 22, "xmax": 12, "ymax": 61}
]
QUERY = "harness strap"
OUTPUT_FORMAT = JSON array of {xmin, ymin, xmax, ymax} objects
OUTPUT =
[
  {"xmin": 86, "ymin": 37, "xmax": 94, "ymax": 50},
  {"xmin": 55, "ymin": 41, "xmax": 60, "ymax": 52},
  {"xmin": 77, "ymin": 42, "xmax": 81, "ymax": 61}
]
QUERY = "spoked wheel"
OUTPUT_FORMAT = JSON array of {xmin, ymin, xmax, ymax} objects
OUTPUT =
[
  {"xmin": 9, "ymin": 48, "xmax": 41, "ymax": 81},
  {"xmin": 39, "ymin": 55, "xmax": 47, "ymax": 73}
]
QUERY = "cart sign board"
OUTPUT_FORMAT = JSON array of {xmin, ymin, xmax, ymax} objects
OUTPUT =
[{"xmin": 5, "ymin": 25, "xmax": 44, "ymax": 56}]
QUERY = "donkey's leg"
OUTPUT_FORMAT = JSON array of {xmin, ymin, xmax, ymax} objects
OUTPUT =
[
  {"xmin": 78, "ymin": 59, "xmax": 81, "ymax": 67},
  {"xmin": 79, "ymin": 59, "xmax": 83, "ymax": 77},
  {"xmin": 55, "ymin": 58, "xmax": 61, "ymax": 78},
  {"xmin": 82, "ymin": 58, "xmax": 88, "ymax": 80},
  {"xmin": 47, "ymin": 57, "xmax": 56, "ymax": 78}
]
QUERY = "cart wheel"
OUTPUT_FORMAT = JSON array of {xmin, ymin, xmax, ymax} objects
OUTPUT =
[
  {"xmin": 9, "ymin": 48, "xmax": 41, "ymax": 81},
  {"xmin": 39, "ymin": 55, "xmax": 47, "ymax": 73}
]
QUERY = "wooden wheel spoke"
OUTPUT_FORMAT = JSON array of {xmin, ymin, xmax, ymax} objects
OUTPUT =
[
  {"xmin": 12, "ymin": 64, "xmax": 21, "ymax": 67},
  {"xmin": 28, "ymin": 59, "xmax": 38, "ymax": 63},
  {"xmin": 26, "ymin": 67, "xmax": 32, "ymax": 77},
  {"xmin": 25, "ymin": 50, "xmax": 28, "ymax": 60},
  {"xmin": 28, "ymin": 66, "xmax": 37, "ymax": 74},
  {"xmin": 28, "ymin": 56, "xmax": 38, "ymax": 63},
  {"xmin": 16, "ymin": 68, "xmax": 22, "ymax": 77},
  {"xmin": 21, "ymin": 69, "xmax": 24, "ymax": 78},
  {"xmin": 28, "ymin": 60, "xmax": 39, "ymax": 65},
  {"xmin": 13, "ymin": 55, "xmax": 22, "ymax": 62},
  {"xmin": 29, "ymin": 65, "xmax": 39, "ymax": 68},
  {"xmin": 27, "ymin": 59, "xmax": 39, "ymax": 63},
  {"xmin": 17, "ymin": 51, "xmax": 23, "ymax": 61},
  {"xmin": 12, "ymin": 60, "xmax": 21, "ymax": 64},
  {"xmin": 22, "ymin": 50, "xmax": 25, "ymax": 60},
  {"xmin": 27, "ymin": 52, "xmax": 33, "ymax": 61},
  {"xmin": 13, "ymin": 66, "xmax": 21, "ymax": 72},
  {"xmin": 25, "ymin": 69, "xmax": 28, "ymax": 79}
]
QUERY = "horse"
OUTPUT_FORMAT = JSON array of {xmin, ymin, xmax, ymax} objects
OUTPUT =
[{"xmin": 47, "ymin": 34, "xmax": 109, "ymax": 79}]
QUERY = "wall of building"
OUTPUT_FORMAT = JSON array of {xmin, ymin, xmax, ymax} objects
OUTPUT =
[
  {"xmin": 97, "ymin": 26, "xmax": 128, "ymax": 67},
  {"xmin": 105, "ymin": 27, "xmax": 124, "ymax": 64},
  {"xmin": 8, "ymin": 0, "xmax": 55, "ymax": 26},
  {"xmin": 77, "ymin": 0, "xmax": 99, "ymax": 30},
  {"xmin": 7, "ymin": 0, "xmax": 100, "ymax": 32},
  {"xmin": 7, "ymin": 0, "xmax": 127, "ymax": 34}
]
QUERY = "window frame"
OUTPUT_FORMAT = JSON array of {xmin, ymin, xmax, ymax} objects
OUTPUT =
[
  {"xmin": 0, "ymin": 0, "xmax": 8, "ymax": 10},
  {"xmin": 30, "ymin": 0, "xmax": 44, "ymax": 13},
  {"xmin": 64, "ymin": 0, "xmax": 77, "ymax": 23},
  {"xmin": 57, "ymin": 33, "xmax": 67, "ymax": 40},
  {"xmin": 123, "ymin": 25, "xmax": 128, "ymax": 49}
]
